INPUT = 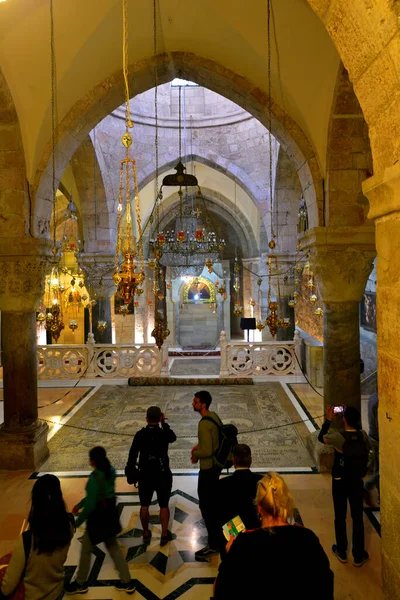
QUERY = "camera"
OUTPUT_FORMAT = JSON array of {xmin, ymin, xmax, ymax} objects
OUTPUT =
[{"xmin": 333, "ymin": 405, "xmax": 344, "ymax": 414}]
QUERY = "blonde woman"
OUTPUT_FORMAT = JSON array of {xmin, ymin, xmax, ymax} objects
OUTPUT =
[{"xmin": 214, "ymin": 473, "xmax": 333, "ymax": 599}]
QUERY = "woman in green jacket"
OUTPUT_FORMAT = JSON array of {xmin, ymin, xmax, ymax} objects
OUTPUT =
[{"xmin": 64, "ymin": 446, "xmax": 135, "ymax": 595}]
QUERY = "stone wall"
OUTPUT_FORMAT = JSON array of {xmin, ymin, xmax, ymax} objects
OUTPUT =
[{"xmin": 91, "ymin": 83, "xmax": 280, "ymax": 236}]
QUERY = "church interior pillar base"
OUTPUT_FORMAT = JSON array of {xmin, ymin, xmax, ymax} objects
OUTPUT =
[{"xmin": 0, "ymin": 421, "xmax": 49, "ymax": 470}]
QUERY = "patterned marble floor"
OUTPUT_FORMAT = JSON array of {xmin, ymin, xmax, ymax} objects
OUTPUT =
[{"xmin": 0, "ymin": 471, "xmax": 383, "ymax": 600}]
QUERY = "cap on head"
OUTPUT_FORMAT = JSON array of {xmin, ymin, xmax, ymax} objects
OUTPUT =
[{"xmin": 147, "ymin": 406, "xmax": 162, "ymax": 423}]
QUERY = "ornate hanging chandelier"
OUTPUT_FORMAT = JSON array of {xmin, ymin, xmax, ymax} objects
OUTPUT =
[
  {"xmin": 150, "ymin": 84, "xmax": 225, "ymax": 272},
  {"xmin": 112, "ymin": 0, "xmax": 145, "ymax": 307}
]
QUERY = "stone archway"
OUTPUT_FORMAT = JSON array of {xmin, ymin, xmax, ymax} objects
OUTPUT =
[
  {"xmin": 307, "ymin": 0, "xmax": 400, "ymax": 177},
  {"xmin": 32, "ymin": 52, "xmax": 323, "ymax": 237},
  {"xmin": 0, "ymin": 69, "xmax": 28, "ymax": 239},
  {"xmin": 71, "ymin": 135, "xmax": 113, "ymax": 252}
]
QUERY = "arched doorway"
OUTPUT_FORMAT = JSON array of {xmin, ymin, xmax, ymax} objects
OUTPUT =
[{"xmin": 178, "ymin": 276, "xmax": 218, "ymax": 348}]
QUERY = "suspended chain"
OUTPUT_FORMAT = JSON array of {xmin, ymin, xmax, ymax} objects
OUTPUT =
[
  {"xmin": 153, "ymin": 0, "xmax": 161, "ymax": 230},
  {"xmin": 132, "ymin": 160, "xmax": 143, "ymax": 259},
  {"xmin": 50, "ymin": 0, "xmax": 57, "ymax": 250},
  {"xmin": 179, "ymin": 85, "xmax": 182, "ymax": 161},
  {"xmin": 122, "ymin": 0, "xmax": 133, "ymax": 129},
  {"xmin": 267, "ymin": 0, "xmax": 274, "ymax": 243},
  {"xmin": 93, "ymin": 126, "xmax": 97, "ymax": 240}
]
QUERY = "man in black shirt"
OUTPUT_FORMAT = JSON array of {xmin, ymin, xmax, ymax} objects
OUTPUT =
[
  {"xmin": 318, "ymin": 405, "xmax": 370, "ymax": 567},
  {"xmin": 217, "ymin": 444, "xmax": 262, "ymax": 558},
  {"xmin": 126, "ymin": 406, "xmax": 176, "ymax": 546}
]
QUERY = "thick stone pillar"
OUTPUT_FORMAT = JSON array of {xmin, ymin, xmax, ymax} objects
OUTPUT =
[
  {"xmin": 78, "ymin": 253, "xmax": 116, "ymax": 344},
  {"xmin": 322, "ymin": 301, "xmax": 361, "ymax": 408},
  {"xmin": 364, "ymin": 165, "xmax": 400, "ymax": 600},
  {"xmin": 0, "ymin": 238, "xmax": 53, "ymax": 469},
  {"xmin": 303, "ymin": 227, "xmax": 375, "ymax": 411}
]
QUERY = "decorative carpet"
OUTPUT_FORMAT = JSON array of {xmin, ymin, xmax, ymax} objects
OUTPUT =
[
  {"xmin": 41, "ymin": 383, "xmax": 315, "ymax": 472},
  {"xmin": 128, "ymin": 376, "xmax": 253, "ymax": 386}
]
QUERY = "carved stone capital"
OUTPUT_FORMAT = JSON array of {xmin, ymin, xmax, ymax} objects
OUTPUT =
[
  {"xmin": 0, "ymin": 238, "xmax": 54, "ymax": 311},
  {"xmin": 301, "ymin": 227, "xmax": 376, "ymax": 303},
  {"xmin": 78, "ymin": 252, "xmax": 116, "ymax": 299}
]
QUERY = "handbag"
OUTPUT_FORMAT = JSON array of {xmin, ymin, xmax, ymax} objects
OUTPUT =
[
  {"xmin": 0, "ymin": 530, "xmax": 32, "ymax": 600},
  {"xmin": 86, "ymin": 475, "xmax": 122, "ymax": 545}
]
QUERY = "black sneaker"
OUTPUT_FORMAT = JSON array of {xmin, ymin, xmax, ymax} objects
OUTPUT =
[
  {"xmin": 332, "ymin": 544, "xmax": 348, "ymax": 563},
  {"xmin": 354, "ymin": 552, "xmax": 369, "ymax": 567},
  {"xmin": 64, "ymin": 581, "xmax": 89, "ymax": 595},
  {"xmin": 114, "ymin": 580, "xmax": 136, "ymax": 594},
  {"xmin": 160, "ymin": 530, "xmax": 173, "ymax": 547},
  {"xmin": 195, "ymin": 545, "xmax": 219, "ymax": 561}
]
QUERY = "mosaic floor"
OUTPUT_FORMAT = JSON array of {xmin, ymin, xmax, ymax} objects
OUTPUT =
[
  {"xmin": 169, "ymin": 359, "xmax": 220, "ymax": 377},
  {"xmin": 41, "ymin": 382, "xmax": 315, "ymax": 472}
]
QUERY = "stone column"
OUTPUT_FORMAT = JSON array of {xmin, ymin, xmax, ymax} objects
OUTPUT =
[
  {"xmin": 78, "ymin": 253, "xmax": 116, "ymax": 344},
  {"xmin": 303, "ymin": 227, "xmax": 375, "ymax": 411},
  {"xmin": 0, "ymin": 238, "xmax": 53, "ymax": 469},
  {"xmin": 364, "ymin": 165, "xmax": 400, "ymax": 599}
]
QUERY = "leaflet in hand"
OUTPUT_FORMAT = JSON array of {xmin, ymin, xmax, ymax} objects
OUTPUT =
[{"xmin": 222, "ymin": 515, "xmax": 246, "ymax": 541}]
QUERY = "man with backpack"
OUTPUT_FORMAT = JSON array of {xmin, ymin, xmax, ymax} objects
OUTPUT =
[
  {"xmin": 191, "ymin": 391, "xmax": 228, "ymax": 561},
  {"xmin": 125, "ymin": 406, "xmax": 176, "ymax": 546},
  {"xmin": 318, "ymin": 405, "xmax": 371, "ymax": 567}
]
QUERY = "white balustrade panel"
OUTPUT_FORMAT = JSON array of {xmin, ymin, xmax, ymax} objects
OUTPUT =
[
  {"xmin": 37, "ymin": 344, "xmax": 161, "ymax": 379},
  {"xmin": 93, "ymin": 345, "xmax": 161, "ymax": 378},
  {"xmin": 226, "ymin": 343, "xmax": 296, "ymax": 377},
  {"xmin": 37, "ymin": 345, "xmax": 89, "ymax": 379}
]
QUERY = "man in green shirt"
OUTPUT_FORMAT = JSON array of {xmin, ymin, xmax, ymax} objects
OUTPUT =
[{"xmin": 191, "ymin": 390, "xmax": 222, "ymax": 560}]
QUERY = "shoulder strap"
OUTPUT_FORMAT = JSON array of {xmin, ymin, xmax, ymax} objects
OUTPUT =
[{"xmin": 201, "ymin": 415, "xmax": 222, "ymax": 430}]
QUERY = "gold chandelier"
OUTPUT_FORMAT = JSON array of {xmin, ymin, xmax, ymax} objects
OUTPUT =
[{"xmin": 112, "ymin": 0, "xmax": 145, "ymax": 306}]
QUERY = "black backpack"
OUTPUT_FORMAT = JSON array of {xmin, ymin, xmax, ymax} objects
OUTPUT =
[
  {"xmin": 341, "ymin": 430, "xmax": 369, "ymax": 478},
  {"xmin": 202, "ymin": 416, "xmax": 238, "ymax": 470}
]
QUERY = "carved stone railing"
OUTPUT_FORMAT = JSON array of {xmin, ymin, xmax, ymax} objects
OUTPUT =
[
  {"xmin": 219, "ymin": 330, "xmax": 302, "ymax": 378},
  {"xmin": 37, "ymin": 342, "xmax": 168, "ymax": 379}
]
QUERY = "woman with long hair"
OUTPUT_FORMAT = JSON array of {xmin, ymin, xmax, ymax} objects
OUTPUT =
[
  {"xmin": 64, "ymin": 446, "xmax": 135, "ymax": 595},
  {"xmin": 0, "ymin": 474, "xmax": 74, "ymax": 599},
  {"xmin": 214, "ymin": 473, "xmax": 334, "ymax": 599}
]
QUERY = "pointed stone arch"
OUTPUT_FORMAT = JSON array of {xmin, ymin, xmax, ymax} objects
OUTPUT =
[{"xmin": 32, "ymin": 52, "xmax": 323, "ymax": 238}]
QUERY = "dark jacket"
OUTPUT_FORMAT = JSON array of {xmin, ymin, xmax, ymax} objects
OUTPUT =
[
  {"xmin": 218, "ymin": 469, "xmax": 262, "ymax": 530},
  {"xmin": 214, "ymin": 526, "xmax": 334, "ymax": 600},
  {"xmin": 127, "ymin": 423, "xmax": 176, "ymax": 478}
]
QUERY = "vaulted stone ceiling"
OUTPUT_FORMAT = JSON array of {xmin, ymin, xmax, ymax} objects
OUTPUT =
[{"xmin": 0, "ymin": 0, "xmax": 339, "ymax": 181}]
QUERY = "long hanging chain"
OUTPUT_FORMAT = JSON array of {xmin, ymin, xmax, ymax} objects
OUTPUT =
[
  {"xmin": 93, "ymin": 126, "xmax": 97, "ymax": 240},
  {"xmin": 267, "ymin": 0, "xmax": 274, "ymax": 245},
  {"xmin": 50, "ymin": 0, "xmax": 57, "ymax": 253},
  {"xmin": 122, "ymin": 0, "xmax": 133, "ymax": 130},
  {"xmin": 179, "ymin": 85, "xmax": 182, "ymax": 162},
  {"xmin": 153, "ymin": 0, "xmax": 160, "ymax": 231}
]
